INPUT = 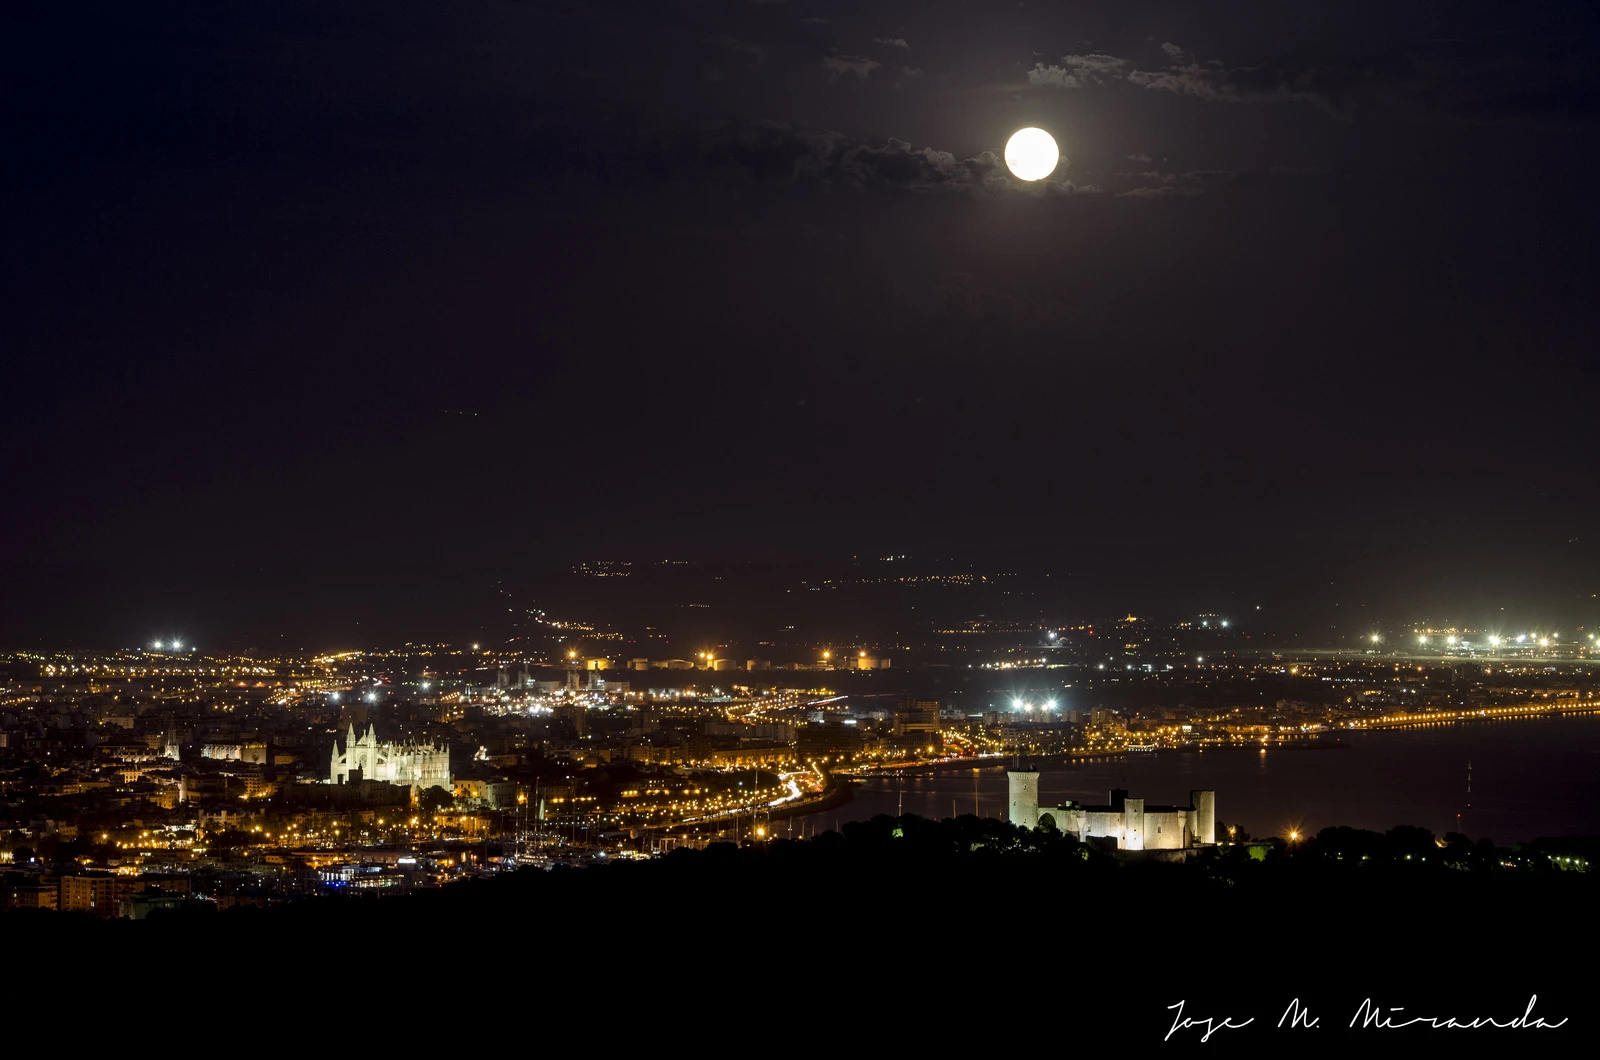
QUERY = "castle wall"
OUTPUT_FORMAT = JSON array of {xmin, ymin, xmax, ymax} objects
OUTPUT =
[{"xmin": 1144, "ymin": 810, "xmax": 1188, "ymax": 849}]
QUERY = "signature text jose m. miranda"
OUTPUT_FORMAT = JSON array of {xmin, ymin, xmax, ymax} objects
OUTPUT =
[{"xmin": 1165, "ymin": 996, "xmax": 1567, "ymax": 1042}]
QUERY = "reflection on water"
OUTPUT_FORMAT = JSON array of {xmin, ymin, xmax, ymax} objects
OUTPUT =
[{"xmin": 810, "ymin": 713, "xmax": 1600, "ymax": 843}]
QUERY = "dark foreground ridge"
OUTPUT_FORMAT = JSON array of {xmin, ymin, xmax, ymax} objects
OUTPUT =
[{"xmin": 8, "ymin": 814, "xmax": 1593, "ymax": 1045}]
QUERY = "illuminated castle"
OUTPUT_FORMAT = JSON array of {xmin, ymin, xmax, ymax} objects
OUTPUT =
[
  {"xmin": 1008, "ymin": 769, "xmax": 1215, "ymax": 850},
  {"xmin": 329, "ymin": 723, "xmax": 451, "ymax": 795}
]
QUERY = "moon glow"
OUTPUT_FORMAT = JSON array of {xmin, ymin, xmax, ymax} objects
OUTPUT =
[{"xmin": 1004, "ymin": 127, "xmax": 1059, "ymax": 181}]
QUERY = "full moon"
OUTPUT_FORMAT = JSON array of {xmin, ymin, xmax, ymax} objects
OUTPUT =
[{"xmin": 1004, "ymin": 127, "xmax": 1059, "ymax": 182}]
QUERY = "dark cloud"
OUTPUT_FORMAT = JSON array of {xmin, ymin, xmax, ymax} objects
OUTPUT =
[
  {"xmin": 1115, "ymin": 169, "xmax": 1237, "ymax": 198},
  {"xmin": 1030, "ymin": 29, "xmax": 1600, "ymax": 125},
  {"xmin": 704, "ymin": 35, "xmax": 765, "ymax": 64},
  {"xmin": 1032, "ymin": 47, "xmax": 1349, "ymax": 119},
  {"xmin": 822, "ymin": 54, "xmax": 882, "ymax": 80},
  {"xmin": 523, "ymin": 113, "xmax": 1092, "ymax": 197},
  {"xmin": 1127, "ymin": 62, "xmax": 1350, "ymax": 119},
  {"xmin": 1027, "ymin": 53, "xmax": 1129, "ymax": 90},
  {"xmin": 873, "ymin": 37, "xmax": 910, "ymax": 50}
]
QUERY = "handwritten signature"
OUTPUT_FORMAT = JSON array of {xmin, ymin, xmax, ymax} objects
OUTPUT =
[{"xmin": 1165, "ymin": 996, "xmax": 1566, "ymax": 1041}]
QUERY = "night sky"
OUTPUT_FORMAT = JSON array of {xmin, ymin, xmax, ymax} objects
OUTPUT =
[{"xmin": 5, "ymin": 1, "xmax": 1598, "ymax": 647}]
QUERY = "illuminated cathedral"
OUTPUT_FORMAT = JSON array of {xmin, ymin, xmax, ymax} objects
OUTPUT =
[{"xmin": 329, "ymin": 723, "xmax": 451, "ymax": 795}]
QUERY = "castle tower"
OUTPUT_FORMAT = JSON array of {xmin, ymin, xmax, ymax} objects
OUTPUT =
[
  {"xmin": 1190, "ymin": 790, "xmax": 1216, "ymax": 845},
  {"xmin": 1122, "ymin": 797, "xmax": 1145, "ymax": 850},
  {"xmin": 1007, "ymin": 768, "xmax": 1040, "ymax": 829}
]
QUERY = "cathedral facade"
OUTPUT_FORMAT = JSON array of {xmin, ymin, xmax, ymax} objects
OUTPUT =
[{"xmin": 329, "ymin": 723, "xmax": 451, "ymax": 795}]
